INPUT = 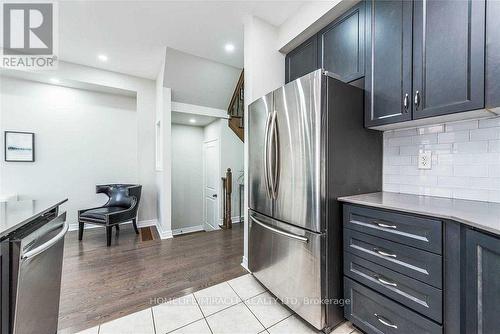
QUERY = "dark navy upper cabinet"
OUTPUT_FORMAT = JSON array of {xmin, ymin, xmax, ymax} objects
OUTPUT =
[
  {"xmin": 364, "ymin": 0, "xmax": 413, "ymax": 127},
  {"xmin": 285, "ymin": 36, "xmax": 318, "ymax": 83},
  {"xmin": 486, "ymin": 0, "xmax": 500, "ymax": 109},
  {"xmin": 466, "ymin": 230, "xmax": 500, "ymax": 334},
  {"xmin": 412, "ymin": 0, "xmax": 485, "ymax": 119},
  {"xmin": 318, "ymin": 2, "xmax": 365, "ymax": 83}
]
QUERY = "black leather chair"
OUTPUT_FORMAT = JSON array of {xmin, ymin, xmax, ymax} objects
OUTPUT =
[{"xmin": 78, "ymin": 184, "xmax": 142, "ymax": 246}]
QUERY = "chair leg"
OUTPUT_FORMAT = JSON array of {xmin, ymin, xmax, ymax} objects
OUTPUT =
[
  {"xmin": 106, "ymin": 226, "xmax": 112, "ymax": 247},
  {"xmin": 132, "ymin": 218, "xmax": 139, "ymax": 234},
  {"xmin": 78, "ymin": 221, "xmax": 84, "ymax": 241}
]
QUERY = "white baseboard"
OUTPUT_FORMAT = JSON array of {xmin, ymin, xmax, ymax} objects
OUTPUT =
[
  {"xmin": 172, "ymin": 225, "xmax": 204, "ymax": 236},
  {"xmin": 137, "ymin": 219, "xmax": 157, "ymax": 228},
  {"xmin": 69, "ymin": 219, "xmax": 158, "ymax": 232},
  {"xmin": 241, "ymin": 256, "xmax": 249, "ymax": 272}
]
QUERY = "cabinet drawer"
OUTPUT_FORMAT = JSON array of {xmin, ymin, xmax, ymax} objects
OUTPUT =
[
  {"xmin": 344, "ymin": 205, "xmax": 442, "ymax": 254},
  {"xmin": 344, "ymin": 277, "xmax": 442, "ymax": 334},
  {"xmin": 344, "ymin": 229, "xmax": 442, "ymax": 288},
  {"xmin": 344, "ymin": 252, "xmax": 442, "ymax": 323}
]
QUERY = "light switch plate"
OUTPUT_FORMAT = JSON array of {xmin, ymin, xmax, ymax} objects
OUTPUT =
[{"xmin": 418, "ymin": 151, "xmax": 432, "ymax": 170}]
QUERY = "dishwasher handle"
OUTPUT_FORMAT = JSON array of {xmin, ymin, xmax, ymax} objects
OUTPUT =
[{"xmin": 22, "ymin": 214, "xmax": 69, "ymax": 260}]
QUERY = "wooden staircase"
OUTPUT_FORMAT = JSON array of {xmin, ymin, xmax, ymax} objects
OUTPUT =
[{"xmin": 227, "ymin": 70, "xmax": 244, "ymax": 142}]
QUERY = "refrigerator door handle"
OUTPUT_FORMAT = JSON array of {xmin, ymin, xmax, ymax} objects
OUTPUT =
[
  {"xmin": 263, "ymin": 111, "xmax": 273, "ymax": 199},
  {"xmin": 250, "ymin": 216, "xmax": 308, "ymax": 243},
  {"xmin": 270, "ymin": 109, "xmax": 280, "ymax": 199}
]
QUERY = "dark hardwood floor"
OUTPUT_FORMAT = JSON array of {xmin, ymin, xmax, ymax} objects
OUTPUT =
[{"xmin": 58, "ymin": 223, "xmax": 245, "ymax": 334}]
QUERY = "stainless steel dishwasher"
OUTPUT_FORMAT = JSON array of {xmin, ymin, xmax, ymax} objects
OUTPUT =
[{"xmin": 10, "ymin": 212, "xmax": 68, "ymax": 334}]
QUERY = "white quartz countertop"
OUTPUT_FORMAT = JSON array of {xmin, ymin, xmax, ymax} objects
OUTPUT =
[
  {"xmin": 0, "ymin": 199, "xmax": 67, "ymax": 239},
  {"xmin": 338, "ymin": 192, "xmax": 500, "ymax": 236}
]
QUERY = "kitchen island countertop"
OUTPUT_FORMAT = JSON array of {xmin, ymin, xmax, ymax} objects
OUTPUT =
[{"xmin": 0, "ymin": 199, "xmax": 68, "ymax": 240}]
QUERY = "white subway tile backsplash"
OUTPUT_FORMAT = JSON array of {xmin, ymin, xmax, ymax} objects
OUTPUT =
[
  {"xmin": 399, "ymin": 145, "xmax": 420, "ymax": 156},
  {"xmin": 392, "ymin": 128, "xmax": 418, "ymax": 137},
  {"xmin": 479, "ymin": 117, "xmax": 500, "ymax": 128},
  {"xmin": 453, "ymin": 188, "xmax": 490, "ymax": 202},
  {"xmin": 417, "ymin": 125, "xmax": 444, "ymax": 135},
  {"xmin": 490, "ymin": 140, "xmax": 500, "ymax": 153},
  {"xmin": 423, "ymin": 144, "xmax": 453, "ymax": 155},
  {"xmin": 387, "ymin": 136, "xmax": 413, "ymax": 147},
  {"xmin": 412, "ymin": 133, "xmax": 438, "ymax": 145},
  {"xmin": 489, "ymin": 165, "xmax": 500, "ymax": 177},
  {"xmin": 445, "ymin": 119, "xmax": 478, "ymax": 132},
  {"xmin": 454, "ymin": 165, "xmax": 489, "ymax": 177},
  {"xmin": 438, "ymin": 176, "xmax": 470, "ymax": 188},
  {"xmin": 438, "ymin": 131, "xmax": 469, "ymax": 144},
  {"xmin": 453, "ymin": 141, "xmax": 488, "ymax": 154},
  {"xmin": 470, "ymin": 127, "xmax": 500, "ymax": 141},
  {"xmin": 383, "ymin": 116, "xmax": 500, "ymax": 203}
]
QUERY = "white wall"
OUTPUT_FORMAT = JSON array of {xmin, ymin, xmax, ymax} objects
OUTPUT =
[
  {"xmin": 164, "ymin": 48, "xmax": 241, "ymax": 110},
  {"xmin": 3, "ymin": 61, "xmax": 159, "ymax": 223},
  {"xmin": 242, "ymin": 15, "xmax": 285, "ymax": 268},
  {"xmin": 171, "ymin": 124, "xmax": 204, "ymax": 231},
  {"xmin": 0, "ymin": 77, "xmax": 137, "ymax": 229},
  {"xmin": 383, "ymin": 117, "xmax": 500, "ymax": 203}
]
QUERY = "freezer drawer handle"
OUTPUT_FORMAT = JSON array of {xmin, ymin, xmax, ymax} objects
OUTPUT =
[
  {"xmin": 250, "ymin": 216, "xmax": 308, "ymax": 243},
  {"xmin": 375, "ymin": 275, "xmax": 398, "ymax": 287},
  {"xmin": 374, "ymin": 314, "xmax": 398, "ymax": 329},
  {"xmin": 373, "ymin": 248, "xmax": 397, "ymax": 258},
  {"xmin": 21, "ymin": 218, "xmax": 69, "ymax": 260}
]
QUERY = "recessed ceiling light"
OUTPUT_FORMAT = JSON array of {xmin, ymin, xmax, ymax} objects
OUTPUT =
[
  {"xmin": 189, "ymin": 118, "xmax": 196, "ymax": 123},
  {"xmin": 98, "ymin": 54, "xmax": 108, "ymax": 62},
  {"xmin": 50, "ymin": 78, "xmax": 60, "ymax": 84},
  {"xmin": 224, "ymin": 43, "xmax": 235, "ymax": 53}
]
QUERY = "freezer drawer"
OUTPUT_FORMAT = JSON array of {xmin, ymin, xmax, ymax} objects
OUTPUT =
[{"xmin": 248, "ymin": 210, "xmax": 325, "ymax": 330}]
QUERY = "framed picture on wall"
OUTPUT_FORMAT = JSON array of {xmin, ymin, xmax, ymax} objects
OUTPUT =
[{"xmin": 4, "ymin": 131, "xmax": 35, "ymax": 162}]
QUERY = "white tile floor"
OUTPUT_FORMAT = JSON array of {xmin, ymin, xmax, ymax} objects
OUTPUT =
[{"xmin": 75, "ymin": 274, "xmax": 361, "ymax": 334}]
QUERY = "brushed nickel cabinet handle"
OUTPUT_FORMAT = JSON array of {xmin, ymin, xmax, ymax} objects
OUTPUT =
[
  {"xmin": 374, "ymin": 314, "xmax": 398, "ymax": 329},
  {"xmin": 374, "ymin": 248, "xmax": 397, "ymax": 258},
  {"xmin": 373, "ymin": 221, "xmax": 397, "ymax": 229},
  {"xmin": 403, "ymin": 93, "xmax": 409, "ymax": 112},
  {"xmin": 375, "ymin": 275, "xmax": 398, "ymax": 287},
  {"xmin": 414, "ymin": 90, "xmax": 420, "ymax": 109}
]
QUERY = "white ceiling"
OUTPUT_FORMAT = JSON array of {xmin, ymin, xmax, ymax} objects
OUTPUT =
[
  {"xmin": 58, "ymin": 1, "xmax": 305, "ymax": 79},
  {"xmin": 171, "ymin": 111, "xmax": 219, "ymax": 127}
]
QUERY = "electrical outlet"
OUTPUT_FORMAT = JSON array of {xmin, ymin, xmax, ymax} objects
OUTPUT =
[{"xmin": 418, "ymin": 151, "xmax": 432, "ymax": 170}]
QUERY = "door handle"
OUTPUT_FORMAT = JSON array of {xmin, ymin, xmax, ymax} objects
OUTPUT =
[
  {"xmin": 374, "ymin": 314, "xmax": 398, "ymax": 329},
  {"xmin": 263, "ymin": 111, "xmax": 273, "ymax": 199},
  {"xmin": 212, "ymin": 194, "xmax": 217, "ymax": 198},
  {"xmin": 373, "ymin": 248, "xmax": 397, "ymax": 258},
  {"xmin": 270, "ymin": 110, "xmax": 280, "ymax": 199},
  {"xmin": 22, "ymin": 215, "xmax": 69, "ymax": 260},
  {"xmin": 403, "ymin": 93, "xmax": 409, "ymax": 112},
  {"xmin": 250, "ymin": 216, "xmax": 308, "ymax": 243},
  {"xmin": 414, "ymin": 90, "xmax": 420, "ymax": 109}
]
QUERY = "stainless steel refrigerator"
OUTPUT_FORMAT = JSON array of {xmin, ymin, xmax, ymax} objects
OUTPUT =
[{"xmin": 248, "ymin": 69, "xmax": 382, "ymax": 331}]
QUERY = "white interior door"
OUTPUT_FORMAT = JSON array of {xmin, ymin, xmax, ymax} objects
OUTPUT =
[{"xmin": 203, "ymin": 139, "xmax": 220, "ymax": 230}]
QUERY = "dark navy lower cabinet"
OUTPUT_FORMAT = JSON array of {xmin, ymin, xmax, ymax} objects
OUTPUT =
[
  {"xmin": 466, "ymin": 229, "xmax": 500, "ymax": 334},
  {"xmin": 344, "ymin": 278, "xmax": 442, "ymax": 334}
]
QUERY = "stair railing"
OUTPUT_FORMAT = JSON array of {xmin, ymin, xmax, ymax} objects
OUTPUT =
[{"xmin": 220, "ymin": 168, "xmax": 232, "ymax": 229}]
